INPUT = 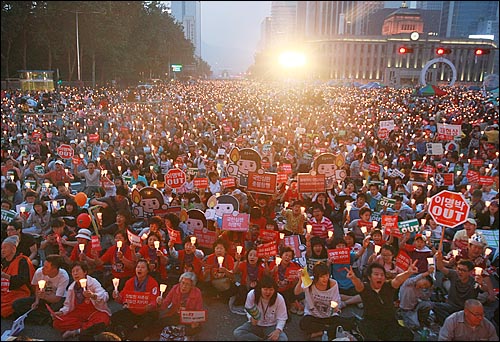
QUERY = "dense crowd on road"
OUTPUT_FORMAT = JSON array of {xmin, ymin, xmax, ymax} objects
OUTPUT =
[{"xmin": 1, "ymin": 79, "xmax": 499, "ymax": 341}]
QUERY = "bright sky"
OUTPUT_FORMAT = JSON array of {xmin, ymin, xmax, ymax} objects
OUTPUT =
[{"xmin": 201, "ymin": 1, "xmax": 272, "ymax": 75}]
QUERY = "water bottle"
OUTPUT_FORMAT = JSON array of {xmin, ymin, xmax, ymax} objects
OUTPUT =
[
  {"xmin": 419, "ymin": 327, "xmax": 429, "ymax": 341},
  {"xmin": 321, "ymin": 330, "xmax": 329, "ymax": 341},
  {"xmin": 244, "ymin": 304, "xmax": 261, "ymax": 320}
]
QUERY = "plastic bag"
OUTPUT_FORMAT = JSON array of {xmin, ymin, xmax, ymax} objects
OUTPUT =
[
  {"xmin": 160, "ymin": 325, "xmax": 185, "ymax": 341},
  {"xmin": 332, "ymin": 326, "xmax": 357, "ymax": 341}
]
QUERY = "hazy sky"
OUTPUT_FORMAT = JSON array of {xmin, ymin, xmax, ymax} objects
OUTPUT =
[{"xmin": 201, "ymin": 1, "xmax": 272, "ymax": 74}]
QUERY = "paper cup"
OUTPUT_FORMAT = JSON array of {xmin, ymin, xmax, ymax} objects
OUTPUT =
[
  {"xmin": 160, "ymin": 284, "xmax": 167, "ymax": 294},
  {"xmin": 154, "ymin": 241, "xmax": 160, "ymax": 250},
  {"xmin": 38, "ymin": 279, "xmax": 46, "ymax": 290},
  {"xmin": 79, "ymin": 278, "xmax": 87, "ymax": 290},
  {"xmin": 116, "ymin": 241, "xmax": 123, "ymax": 250},
  {"xmin": 112, "ymin": 278, "xmax": 120, "ymax": 290},
  {"xmin": 306, "ymin": 224, "xmax": 312, "ymax": 234},
  {"xmin": 328, "ymin": 230, "xmax": 333, "ymax": 238},
  {"xmin": 79, "ymin": 243, "xmax": 85, "ymax": 253},
  {"xmin": 330, "ymin": 300, "xmax": 338, "ymax": 309},
  {"xmin": 275, "ymin": 256, "xmax": 282, "ymax": 265},
  {"xmin": 374, "ymin": 245, "xmax": 381, "ymax": 254},
  {"xmin": 217, "ymin": 256, "xmax": 224, "ymax": 268},
  {"xmin": 190, "ymin": 236, "xmax": 197, "ymax": 245},
  {"xmin": 236, "ymin": 245, "xmax": 243, "ymax": 254}
]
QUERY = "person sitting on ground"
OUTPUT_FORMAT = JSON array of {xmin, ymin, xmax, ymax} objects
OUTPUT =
[
  {"xmin": 1, "ymin": 235, "xmax": 35, "ymax": 318},
  {"xmin": 438, "ymin": 299, "xmax": 498, "ymax": 341},
  {"xmin": 294, "ymin": 262, "xmax": 356, "ymax": 340},
  {"xmin": 346, "ymin": 260, "xmax": 418, "ymax": 341},
  {"xmin": 233, "ymin": 275, "xmax": 288, "ymax": 341},
  {"xmin": 52, "ymin": 261, "xmax": 111, "ymax": 340}
]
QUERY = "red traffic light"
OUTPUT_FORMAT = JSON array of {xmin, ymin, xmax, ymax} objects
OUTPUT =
[
  {"xmin": 474, "ymin": 48, "xmax": 490, "ymax": 56},
  {"xmin": 436, "ymin": 47, "xmax": 451, "ymax": 55},
  {"xmin": 398, "ymin": 46, "xmax": 413, "ymax": 54}
]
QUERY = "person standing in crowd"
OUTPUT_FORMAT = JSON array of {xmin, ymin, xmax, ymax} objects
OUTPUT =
[
  {"xmin": 438, "ymin": 299, "xmax": 498, "ymax": 341},
  {"xmin": 346, "ymin": 260, "xmax": 418, "ymax": 341},
  {"xmin": 280, "ymin": 200, "xmax": 307, "ymax": 237},
  {"xmin": 233, "ymin": 275, "xmax": 288, "ymax": 341},
  {"xmin": 52, "ymin": 262, "xmax": 111, "ymax": 339},
  {"xmin": 72, "ymin": 160, "xmax": 101, "ymax": 198},
  {"xmin": 1, "ymin": 235, "xmax": 35, "ymax": 318}
]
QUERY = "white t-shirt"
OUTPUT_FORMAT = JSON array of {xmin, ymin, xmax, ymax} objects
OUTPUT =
[
  {"xmin": 303, "ymin": 280, "xmax": 341, "ymax": 318},
  {"xmin": 31, "ymin": 267, "xmax": 70, "ymax": 298}
]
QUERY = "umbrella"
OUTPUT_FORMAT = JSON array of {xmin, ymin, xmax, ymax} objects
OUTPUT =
[{"xmin": 417, "ymin": 84, "xmax": 447, "ymax": 97}]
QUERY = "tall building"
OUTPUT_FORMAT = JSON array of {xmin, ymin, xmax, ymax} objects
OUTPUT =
[
  {"xmin": 440, "ymin": 1, "xmax": 498, "ymax": 39},
  {"xmin": 270, "ymin": 1, "xmax": 298, "ymax": 46},
  {"xmin": 258, "ymin": 17, "xmax": 273, "ymax": 52},
  {"xmin": 415, "ymin": 1, "xmax": 443, "ymax": 10},
  {"xmin": 170, "ymin": 1, "xmax": 201, "ymax": 58}
]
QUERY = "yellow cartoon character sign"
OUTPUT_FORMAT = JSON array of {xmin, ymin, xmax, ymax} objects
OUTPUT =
[
  {"xmin": 226, "ymin": 147, "xmax": 263, "ymax": 187},
  {"xmin": 312, "ymin": 153, "xmax": 347, "ymax": 189}
]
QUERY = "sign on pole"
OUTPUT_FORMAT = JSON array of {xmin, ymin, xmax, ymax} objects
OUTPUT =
[{"xmin": 428, "ymin": 190, "xmax": 470, "ymax": 228}]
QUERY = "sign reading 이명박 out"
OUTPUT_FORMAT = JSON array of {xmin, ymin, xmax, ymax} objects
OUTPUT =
[{"xmin": 428, "ymin": 190, "xmax": 469, "ymax": 228}]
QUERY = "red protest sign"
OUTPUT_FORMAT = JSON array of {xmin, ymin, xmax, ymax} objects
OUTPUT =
[
  {"xmin": 193, "ymin": 226, "xmax": 216, "ymax": 249},
  {"xmin": 167, "ymin": 227, "xmax": 182, "ymax": 244},
  {"xmin": 395, "ymin": 250, "xmax": 411, "ymax": 270},
  {"xmin": 57, "ymin": 144, "xmax": 74, "ymax": 159},
  {"xmin": 423, "ymin": 165, "xmax": 435, "ymax": 175},
  {"xmin": 72, "ymin": 156, "xmax": 82, "ymax": 165},
  {"xmin": 221, "ymin": 213, "xmax": 249, "ymax": 232},
  {"xmin": 123, "ymin": 291, "xmax": 151, "ymax": 309},
  {"xmin": 164, "ymin": 169, "xmax": 186, "ymax": 189},
  {"xmin": 283, "ymin": 235, "xmax": 301, "ymax": 257},
  {"xmin": 281, "ymin": 164, "xmax": 293, "ymax": 174},
  {"xmin": 257, "ymin": 241, "xmax": 278, "ymax": 258},
  {"xmin": 470, "ymin": 159, "xmax": 484, "ymax": 167},
  {"xmin": 88, "ymin": 134, "xmax": 99, "ymax": 143},
  {"xmin": 277, "ymin": 173, "xmax": 288, "ymax": 184},
  {"xmin": 428, "ymin": 190, "xmax": 470, "ymax": 228},
  {"xmin": 91, "ymin": 235, "xmax": 101, "ymax": 252},
  {"xmin": 377, "ymin": 128, "xmax": 389, "ymax": 139},
  {"xmin": 466, "ymin": 170, "xmax": 479, "ymax": 183},
  {"xmin": 382, "ymin": 215, "xmax": 400, "ymax": 238},
  {"xmin": 368, "ymin": 163, "xmax": 381, "ymax": 173},
  {"xmin": 220, "ymin": 177, "xmax": 237, "ymax": 188},
  {"xmin": 247, "ymin": 172, "xmax": 277, "ymax": 194},
  {"xmin": 479, "ymin": 176, "xmax": 496, "ymax": 186},
  {"xmin": 193, "ymin": 178, "xmax": 208, "ymax": 189},
  {"xmin": 259, "ymin": 229, "xmax": 279, "ymax": 243},
  {"xmin": 327, "ymin": 247, "xmax": 351, "ymax": 264},
  {"xmin": 297, "ymin": 173, "xmax": 326, "ymax": 193}
]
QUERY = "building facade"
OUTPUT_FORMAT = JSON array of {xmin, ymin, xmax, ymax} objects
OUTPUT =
[{"xmin": 170, "ymin": 1, "xmax": 202, "ymax": 58}]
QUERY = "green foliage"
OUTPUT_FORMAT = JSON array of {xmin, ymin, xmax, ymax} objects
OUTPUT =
[{"xmin": 1, "ymin": 1, "xmax": 211, "ymax": 83}]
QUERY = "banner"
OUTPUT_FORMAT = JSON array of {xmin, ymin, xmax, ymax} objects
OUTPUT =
[
  {"xmin": 221, "ymin": 213, "xmax": 250, "ymax": 232},
  {"xmin": 479, "ymin": 176, "xmax": 496, "ymax": 186},
  {"xmin": 410, "ymin": 170, "xmax": 429, "ymax": 183},
  {"xmin": 259, "ymin": 229, "xmax": 279, "ymax": 243},
  {"xmin": 426, "ymin": 143, "xmax": 444, "ymax": 155},
  {"xmin": 193, "ymin": 226, "xmax": 216, "ymax": 249},
  {"xmin": 466, "ymin": 170, "xmax": 479, "ymax": 183},
  {"xmin": 382, "ymin": 215, "xmax": 400, "ymax": 238},
  {"xmin": 435, "ymin": 173, "xmax": 454, "ymax": 187},
  {"xmin": 327, "ymin": 247, "xmax": 351, "ymax": 264},
  {"xmin": 123, "ymin": 291, "xmax": 151, "ymax": 309},
  {"xmin": 297, "ymin": 173, "xmax": 326, "ymax": 193},
  {"xmin": 193, "ymin": 178, "xmax": 208, "ymax": 189},
  {"xmin": 247, "ymin": 172, "xmax": 277, "ymax": 194},
  {"xmin": 398, "ymin": 219, "xmax": 420, "ymax": 234},
  {"xmin": 387, "ymin": 168, "xmax": 405, "ymax": 179},
  {"xmin": 180, "ymin": 310, "xmax": 207, "ymax": 324},
  {"xmin": 283, "ymin": 235, "xmax": 301, "ymax": 257},
  {"xmin": 220, "ymin": 177, "xmax": 237, "ymax": 188},
  {"xmin": 437, "ymin": 123, "xmax": 462, "ymax": 141},
  {"xmin": 167, "ymin": 227, "xmax": 182, "ymax": 244},
  {"xmin": 395, "ymin": 250, "xmax": 411, "ymax": 270},
  {"xmin": 256, "ymin": 241, "xmax": 278, "ymax": 258}
]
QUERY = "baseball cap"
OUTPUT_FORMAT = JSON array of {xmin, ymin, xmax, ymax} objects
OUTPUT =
[
  {"xmin": 55, "ymin": 160, "xmax": 64, "ymax": 165},
  {"xmin": 75, "ymin": 228, "xmax": 92, "ymax": 240},
  {"xmin": 414, "ymin": 234, "xmax": 424, "ymax": 241},
  {"xmin": 465, "ymin": 218, "xmax": 477, "ymax": 226}
]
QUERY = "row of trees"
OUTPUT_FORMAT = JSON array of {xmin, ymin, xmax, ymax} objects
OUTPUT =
[{"xmin": 1, "ymin": 1, "xmax": 211, "ymax": 85}]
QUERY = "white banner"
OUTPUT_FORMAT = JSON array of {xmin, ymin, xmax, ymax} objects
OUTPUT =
[
  {"xmin": 426, "ymin": 143, "xmax": 444, "ymax": 155},
  {"xmin": 379, "ymin": 120, "xmax": 395, "ymax": 132}
]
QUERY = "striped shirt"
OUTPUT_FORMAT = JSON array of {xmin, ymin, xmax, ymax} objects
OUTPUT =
[{"xmin": 308, "ymin": 216, "xmax": 334, "ymax": 239}]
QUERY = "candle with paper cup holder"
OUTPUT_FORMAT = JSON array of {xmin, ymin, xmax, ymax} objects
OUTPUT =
[
  {"xmin": 112, "ymin": 278, "xmax": 120, "ymax": 291},
  {"xmin": 190, "ymin": 236, "xmax": 197, "ymax": 245},
  {"xmin": 38, "ymin": 280, "xmax": 46, "ymax": 291},
  {"xmin": 327, "ymin": 230, "xmax": 333, "ymax": 239},
  {"xmin": 159, "ymin": 284, "xmax": 167, "ymax": 296},
  {"xmin": 374, "ymin": 245, "xmax": 381, "ymax": 254},
  {"xmin": 116, "ymin": 240, "xmax": 122, "ymax": 252},
  {"xmin": 451, "ymin": 250, "xmax": 459, "ymax": 257},
  {"xmin": 236, "ymin": 245, "xmax": 243, "ymax": 255},
  {"xmin": 79, "ymin": 243, "xmax": 85, "ymax": 253},
  {"xmin": 217, "ymin": 256, "xmax": 224, "ymax": 268},
  {"xmin": 474, "ymin": 267, "xmax": 483, "ymax": 276},
  {"xmin": 79, "ymin": 278, "xmax": 87, "ymax": 291},
  {"xmin": 306, "ymin": 224, "xmax": 312, "ymax": 234},
  {"xmin": 275, "ymin": 256, "xmax": 282, "ymax": 266},
  {"xmin": 154, "ymin": 240, "xmax": 160, "ymax": 251}
]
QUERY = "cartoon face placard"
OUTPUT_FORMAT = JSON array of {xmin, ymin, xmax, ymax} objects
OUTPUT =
[
  {"xmin": 312, "ymin": 153, "xmax": 347, "ymax": 189},
  {"xmin": 226, "ymin": 147, "xmax": 262, "ymax": 187},
  {"xmin": 131, "ymin": 187, "xmax": 169, "ymax": 218}
]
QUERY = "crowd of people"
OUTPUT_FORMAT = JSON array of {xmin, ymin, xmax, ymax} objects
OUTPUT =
[{"xmin": 1, "ymin": 79, "xmax": 499, "ymax": 341}]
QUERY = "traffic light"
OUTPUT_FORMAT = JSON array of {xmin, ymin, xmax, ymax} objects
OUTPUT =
[
  {"xmin": 398, "ymin": 46, "xmax": 413, "ymax": 54},
  {"xmin": 474, "ymin": 48, "xmax": 490, "ymax": 56},
  {"xmin": 436, "ymin": 47, "xmax": 451, "ymax": 55}
]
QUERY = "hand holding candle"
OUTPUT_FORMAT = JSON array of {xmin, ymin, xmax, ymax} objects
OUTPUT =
[
  {"xmin": 275, "ymin": 256, "xmax": 282, "ymax": 266},
  {"xmin": 190, "ymin": 236, "xmax": 197, "ymax": 245},
  {"xmin": 217, "ymin": 256, "xmax": 224, "ymax": 268},
  {"xmin": 159, "ymin": 284, "xmax": 167, "ymax": 296},
  {"xmin": 79, "ymin": 278, "xmax": 87, "ymax": 291},
  {"xmin": 327, "ymin": 230, "xmax": 333, "ymax": 239},
  {"xmin": 116, "ymin": 240, "xmax": 122, "ymax": 252},
  {"xmin": 112, "ymin": 278, "xmax": 120, "ymax": 291},
  {"xmin": 374, "ymin": 245, "xmax": 381, "ymax": 254},
  {"xmin": 306, "ymin": 224, "xmax": 312, "ymax": 234},
  {"xmin": 154, "ymin": 240, "xmax": 160, "ymax": 251},
  {"xmin": 236, "ymin": 245, "xmax": 243, "ymax": 255}
]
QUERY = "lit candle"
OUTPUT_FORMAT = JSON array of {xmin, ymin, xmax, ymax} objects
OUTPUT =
[
  {"xmin": 154, "ymin": 240, "xmax": 160, "ymax": 251},
  {"xmin": 327, "ymin": 230, "xmax": 333, "ymax": 239},
  {"xmin": 452, "ymin": 250, "xmax": 459, "ymax": 257},
  {"xmin": 301, "ymin": 206, "xmax": 306, "ymax": 214},
  {"xmin": 159, "ymin": 284, "xmax": 167, "ymax": 296},
  {"xmin": 116, "ymin": 240, "xmax": 122, "ymax": 252},
  {"xmin": 280, "ymin": 233, "xmax": 285, "ymax": 240},
  {"xmin": 346, "ymin": 202, "xmax": 352, "ymax": 213},
  {"xmin": 97, "ymin": 212, "xmax": 102, "ymax": 221},
  {"xmin": 112, "ymin": 278, "xmax": 120, "ymax": 291},
  {"xmin": 38, "ymin": 279, "xmax": 46, "ymax": 291},
  {"xmin": 190, "ymin": 236, "xmax": 197, "ymax": 245},
  {"xmin": 485, "ymin": 201, "xmax": 491, "ymax": 207},
  {"xmin": 141, "ymin": 233, "xmax": 148, "ymax": 240},
  {"xmin": 372, "ymin": 221, "xmax": 377, "ymax": 229},
  {"xmin": 421, "ymin": 219, "xmax": 427, "ymax": 227},
  {"xmin": 484, "ymin": 248, "xmax": 492, "ymax": 257},
  {"xmin": 275, "ymin": 256, "xmax": 282, "ymax": 265},
  {"xmin": 236, "ymin": 245, "xmax": 243, "ymax": 255},
  {"xmin": 374, "ymin": 245, "xmax": 381, "ymax": 254},
  {"xmin": 20, "ymin": 206, "xmax": 26, "ymax": 213},
  {"xmin": 52, "ymin": 200, "xmax": 58, "ymax": 209},
  {"xmin": 284, "ymin": 201, "xmax": 289, "ymax": 209},
  {"xmin": 79, "ymin": 243, "xmax": 85, "ymax": 253},
  {"xmin": 411, "ymin": 198, "xmax": 416, "ymax": 205},
  {"xmin": 360, "ymin": 226, "xmax": 367, "ymax": 234},
  {"xmin": 425, "ymin": 230, "xmax": 432, "ymax": 238},
  {"xmin": 306, "ymin": 224, "xmax": 312, "ymax": 234},
  {"xmin": 79, "ymin": 278, "xmax": 87, "ymax": 291},
  {"xmin": 474, "ymin": 267, "xmax": 483, "ymax": 276},
  {"xmin": 330, "ymin": 300, "xmax": 338, "ymax": 309},
  {"xmin": 217, "ymin": 256, "xmax": 224, "ymax": 268}
]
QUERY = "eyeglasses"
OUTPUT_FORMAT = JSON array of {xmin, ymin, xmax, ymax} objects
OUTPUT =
[
  {"xmin": 456, "ymin": 267, "xmax": 470, "ymax": 272},
  {"xmin": 466, "ymin": 309, "xmax": 484, "ymax": 318}
]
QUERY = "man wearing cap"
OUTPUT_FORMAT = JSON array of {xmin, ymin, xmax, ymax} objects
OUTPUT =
[
  {"xmin": 42, "ymin": 160, "xmax": 74, "ymax": 185},
  {"xmin": 451, "ymin": 218, "xmax": 486, "ymax": 251},
  {"xmin": 1, "ymin": 235, "xmax": 35, "ymax": 318}
]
